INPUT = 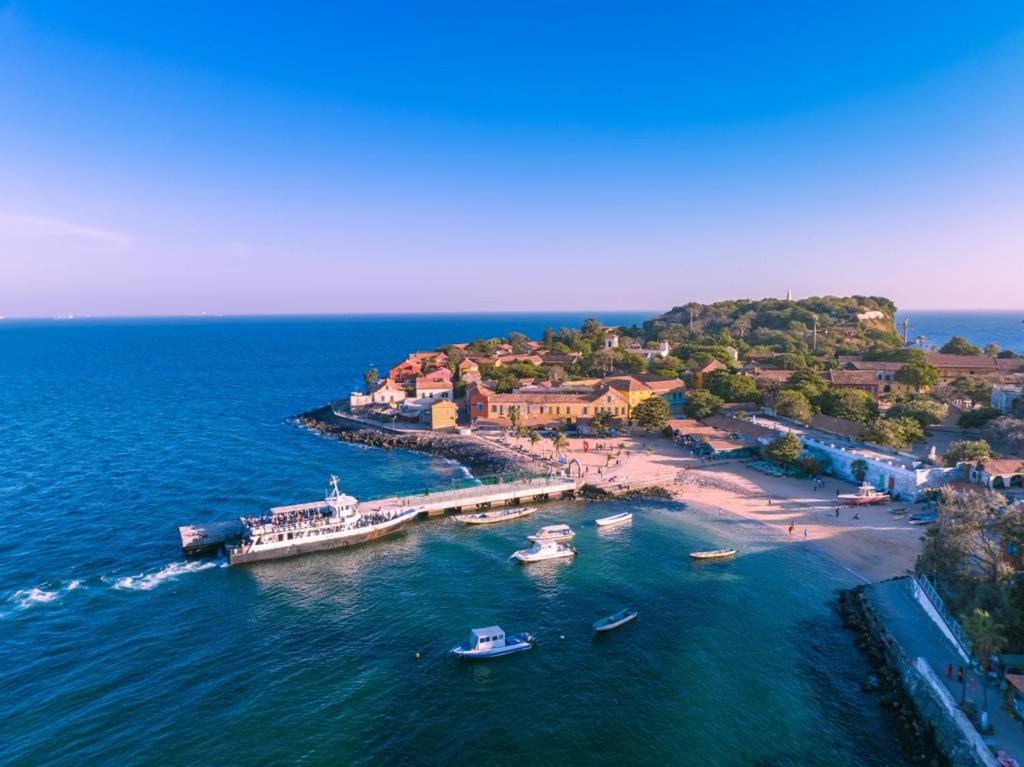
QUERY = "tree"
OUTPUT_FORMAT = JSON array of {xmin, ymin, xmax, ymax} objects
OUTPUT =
[
  {"xmin": 763, "ymin": 432, "xmax": 804, "ymax": 466},
  {"xmin": 862, "ymin": 416, "xmax": 924, "ymax": 450},
  {"xmin": 940, "ymin": 336, "xmax": 982, "ymax": 356},
  {"xmin": 590, "ymin": 409, "xmax": 613, "ymax": 435},
  {"xmin": 958, "ymin": 407, "xmax": 1001, "ymax": 429},
  {"xmin": 785, "ymin": 369, "xmax": 829, "ymax": 400},
  {"xmin": 705, "ymin": 370, "xmax": 759, "ymax": 403},
  {"xmin": 943, "ymin": 439, "xmax": 992, "ymax": 467},
  {"xmin": 683, "ymin": 390, "xmax": 724, "ymax": 420},
  {"xmin": 769, "ymin": 389, "xmax": 813, "ymax": 422},
  {"xmin": 943, "ymin": 376, "xmax": 991, "ymax": 409},
  {"xmin": 983, "ymin": 343, "xmax": 1001, "ymax": 358},
  {"xmin": 894, "ymin": 359, "xmax": 940, "ymax": 392},
  {"xmin": 528, "ymin": 430, "xmax": 541, "ymax": 450},
  {"xmin": 363, "ymin": 366, "xmax": 379, "ymax": 391},
  {"xmin": 816, "ymin": 388, "xmax": 879, "ymax": 423},
  {"xmin": 850, "ymin": 459, "xmax": 868, "ymax": 482},
  {"xmin": 633, "ymin": 397, "xmax": 671, "ymax": 431},
  {"xmin": 886, "ymin": 396, "xmax": 946, "ymax": 429},
  {"xmin": 508, "ymin": 405, "xmax": 522, "ymax": 433},
  {"xmin": 550, "ymin": 433, "xmax": 568, "ymax": 459},
  {"xmin": 962, "ymin": 608, "xmax": 1007, "ymax": 731}
]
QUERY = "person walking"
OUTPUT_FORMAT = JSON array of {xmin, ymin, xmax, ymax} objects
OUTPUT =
[
  {"xmin": 946, "ymin": 663, "xmax": 953, "ymax": 680},
  {"xmin": 803, "ymin": 528, "xmax": 808, "ymax": 540}
]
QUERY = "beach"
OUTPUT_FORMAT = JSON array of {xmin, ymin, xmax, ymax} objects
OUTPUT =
[{"xmin": 491, "ymin": 431, "xmax": 923, "ymax": 583}]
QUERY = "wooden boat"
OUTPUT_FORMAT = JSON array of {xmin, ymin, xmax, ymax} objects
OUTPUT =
[
  {"xmin": 907, "ymin": 513, "xmax": 937, "ymax": 526},
  {"xmin": 454, "ymin": 506, "xmax": 537, "ymax": 525},
  {"xmin": 511, "ymin": 540, "xmax": 576, "ymax": 563},
  {"xmin": 689, "ymin": 548, "xmax": 737, "ymax": 560},
  {"xmin": 593, "ymin": 608, "xmax": 638, "ymax": 633},
  {"xmin": 528, "ymin": 524, "xmax": 575, "ymax": 543},
  {"xmin": 451, "ymin": 626, "xmax": 535, "ymax": 659},
  {"xmin": 889, "ymin": 507, "xmax": 909, "ymax": 518},
  {"xmin": 595, "ymin": 512, "xmax": 633, "ymax": 528}
]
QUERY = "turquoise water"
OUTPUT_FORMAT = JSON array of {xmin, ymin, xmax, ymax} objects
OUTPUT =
[{"xmin": 0, "ymin": 316, "xmax": 905, "ymax": 766}]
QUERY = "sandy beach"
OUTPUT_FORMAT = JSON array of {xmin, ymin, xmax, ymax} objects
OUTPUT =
[{"xmin": 489, "ymin": 431, "xmax": 924, "ymax": 583}]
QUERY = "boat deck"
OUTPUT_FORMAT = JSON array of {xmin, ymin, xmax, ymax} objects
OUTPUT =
[{"xmin": 178, "ymin": 519, "xmax": 244, "ymax": 554}]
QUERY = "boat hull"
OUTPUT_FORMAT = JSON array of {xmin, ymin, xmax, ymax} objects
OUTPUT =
[
  {"xmin": 457, "ymin": 508, "xmax": 537, "ymax": 525},
  {"xmin": 596, "ymin": 513, "xmax": 633, "ymax": 528},
  {"xmin": 452, "ymin": 637, "xmax": 534, "ymax": 659},
  {"xmin": 689, "ymin": 549, "xmax": 737, "ymax": 560},
  {"xmin": 837, "ymin": 496, "xmax": 889, "ymax": 506},
  {"xmin": 228, "ymin": 516, "xmax": 414, "ymax": 565},
  {"xmin": 594, "ymin": 611, "xmax": 638, "ymax": 632}
]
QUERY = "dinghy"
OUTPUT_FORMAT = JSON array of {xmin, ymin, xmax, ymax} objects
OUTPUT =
[
  {"xmin": 595, "ymin": 512, "xmax": 632, "ymax": 528},
  {"xmin": 689, "ymin": 548, "xmax": 737, "ymax": 560},
  {"xmin": 528, "ymin": 524, "xmax": 575, "ymax": 543},
  {"xmin": 455, "ymin": 506, "xmax": 536, "ymax": 525},
  {"xmin": 593, "ymin": 608, "xmax": 638, "ymax": 633},
  {"xmin": 451, "ymin": 626, "xmax": 535, "ymax": 659}
]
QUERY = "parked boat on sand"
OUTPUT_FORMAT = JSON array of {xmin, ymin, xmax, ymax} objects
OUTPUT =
[
  {"xmin": 528, "ymin": 524, "xmax": 575, "ymax": 543},
  {"xmin": 512, "ymin": 540, "xmax": 576, "ymax": 563},
  {"xmin": 451, "ymin": 626, "xmax": 535, "ymax": 659},
  {"xmin": 837, "ymin": 482, "xmax": 890, "ymax": 506},
  {"xmin": 593, "ymin": 608, "xmax": 638, "ymax": 633},
  {"xmin": 907, "ymin": 513, "xmax": 937, "ymax": 526},
  {"xmin": 596, "ymin": 512, "xmax": 633, "ymax": 528},
  {"xmin": 455, "ymin": 506, "xmax": 537, "ymax": 525},
  {"xmin": 689, "ymin": 548, "xmax": 737, "ymax": 561}
]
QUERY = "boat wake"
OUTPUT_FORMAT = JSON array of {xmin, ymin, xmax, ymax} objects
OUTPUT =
[
  {"xmin": 5, "ymin": 579, "xmax": 82, "ymax": 613},
  {"xmin": 112, "ymin": 559, "xmax": 225, "ymax": 592}
]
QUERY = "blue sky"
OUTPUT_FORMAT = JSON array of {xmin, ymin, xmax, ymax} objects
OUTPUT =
[{"xmin": 2, "ymin": 2, "xmax": 1023, "ymax": 316}]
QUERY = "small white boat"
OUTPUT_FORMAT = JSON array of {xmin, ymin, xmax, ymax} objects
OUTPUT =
[
  {"xmin": 595, "ymin": 512, "xmax": 633, "ymax": 528},
  {"xmin": 837, "ymin": 482, "xmax": 890, "ymax": 506},
  {"xmin": 455, "ymin": 506, "xmax": 537, "ymax": 526},
  {"xmin": 689, "ymin": 548, "xmax": 737, "ymax": 560},
  {"xmin": 451, "ymin": 626, "xmax": 535, "ymax": 659},
  {"xmin": 511, "ymin": 540, "xmax": 577, "ymax": 563},
  {"xmin": 593, "ymin": 608, "xmax": 638, "ymax": 633},
  {"xmin": 528, "ymin": 524, "xmax": 575, "ymax": 543}
]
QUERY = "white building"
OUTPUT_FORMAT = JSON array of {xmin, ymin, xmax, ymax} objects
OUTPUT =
[
  {"xmin": 349, "ymin": 378, "xmax": 407, "ymax": 409},
  {"xmin": 992, "ymin": 386, "xmax": 1023, "ymax": 414},
  {"xmin": 414, "ymin": 378, "xmax": 453, "ymax": 400}
]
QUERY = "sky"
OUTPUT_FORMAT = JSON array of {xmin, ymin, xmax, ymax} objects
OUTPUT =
[{"xmin": 2, "ymin": 2, "xmax": 1024, "ymax": 317}]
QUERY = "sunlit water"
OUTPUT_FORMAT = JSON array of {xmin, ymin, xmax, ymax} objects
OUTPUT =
[{"xmin": 0, "ymin": 316, "xmax": 908, "ymax": 766}]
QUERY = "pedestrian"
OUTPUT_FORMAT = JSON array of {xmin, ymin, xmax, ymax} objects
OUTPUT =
[
  {"xmin": 768, "ymin": 497, "xmax": 772, "ymax": 506},
  {"xmin": 788, "ymin": 522, "xmax": 794, "ymax": 536},
  {"xmin": 957, "ymin": 666, "xmax": 964, "ymax": 684},
  {"xmin": 835, "ymin": 488, "xmax": 840, "ymax": 497},
  {"xmin": 835, "ymin": 507, "xmax": 840, "ymax": 518},
  {"xmin": 946, "ymin": 663, "xmax": 953, "ymax": 680},
  {"xmin": 803, "ymin": 528, "xmax": 807, "ymax": 540}
]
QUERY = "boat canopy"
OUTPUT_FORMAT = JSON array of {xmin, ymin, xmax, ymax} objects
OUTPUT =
[{"xmin": 471, "ymin": 627, "xmax": 505, "ymax": 647}]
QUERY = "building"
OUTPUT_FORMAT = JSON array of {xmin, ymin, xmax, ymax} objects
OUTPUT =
[
  {"xmin": 839, "ymin": 359, "xmax": 911, "ymax": 394},
  {"xmin": 349, "ymin": 378, "xmax": 408, "ymax": 410},
  {"xmin": 694, "ymin": 359, "xmax": 728, "ymax": 388},
  {"xmin": 992, "ymin": 386, "xmax": 1023, "ymax": 414},
  {"xmin": 604, "ymin": 329, "xmax": 619, "ymax": 349},
  {"xmin": 924, "ymin": 353, "xmax": 1002, "ymax": 381},
  {"xmin": 605, "ymin": 375, "xmax": 686, "ymax": 415},
  {"xmin": 389, "ymin": 351, "xmax": 448, "ymax": 382},
  {"xmin": 414, "ymin": 378, "xmax": 453, "ymax": 400},
  {"xmin": 468, "ymin": 384, "xmax": 630, "ymax": 427},
  {"xmin": 421, "ymin": 367, "xmax": 452, "ymax": 384},
  {"xmin": 422, "ymin": 399, "xmax": 458, "ymax": 431},
  {"xmin": 635, "ymin": 340, "xmax": 671, "ymax": 362},
  {"xmin": 960, "ymin": 458, "xmax": 1024, "ymax": 490},
  {"xmin": 821, "ymin": 369, "xmax": 885, "ymax": 396}
]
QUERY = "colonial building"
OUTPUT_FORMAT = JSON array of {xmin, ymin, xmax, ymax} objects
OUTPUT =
[
  {"xmin": 414, "ymin": 378, "xmax": 453, "ymax": 400},
  {"xmin": 960, "ymin": 458, "xmax": 1024, "ymax": 490},
  {"xmin": 422, "ymin": 399, "xmax": 458, "ymax": 431},
  {"xmin": 349, "ymin": 378, "xmax": 407, "ymax": 410},
  {"xmin": 468, "ymin": 384, "xmax": 630, "ymax": 427}
]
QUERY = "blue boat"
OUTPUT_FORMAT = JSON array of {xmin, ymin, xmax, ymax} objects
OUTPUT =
[{"xmin": 451, "ymin": 626, "xmax": 535, "ymax": 659}]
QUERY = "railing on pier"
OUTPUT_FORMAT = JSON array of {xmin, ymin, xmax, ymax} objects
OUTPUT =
[
  {"xmin": 915, "ymin": 574, "xmax": 972, "ymax": 658},
  {"xmin": 357, "ymin": 472, "xmax": 572, "ymax": 505}
]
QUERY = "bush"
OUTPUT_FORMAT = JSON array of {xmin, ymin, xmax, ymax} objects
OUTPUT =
[
  {"xmin": 683, "ymin": 390, "xmax": 724, "ymax": 420},
  {"xmin": 943, "ymin": 439, "xmax": 992, "ymax": 467},
  {"xmin": 764, "ymin": 432, "xmax": 804, "ymax": 466},
  {"xmin": 958, "ymin": 407, "xmax": 1001, "ymax": 429}
]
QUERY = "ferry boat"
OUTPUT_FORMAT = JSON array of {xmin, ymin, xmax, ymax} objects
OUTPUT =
[
  {"xmin": 511, "ymin": 540, "xmax": 576, "ymax": 563},
  {"xmin": 454, "ymin": 506, "xmax": 537, "ymax": 526},
  {"xmin": 593, "ymin": 608, "xmax": 638, "ymax": 633},
  {"xmin": 596, "ymin": 512, "xmax": 633, "ymax": 528},
  {"xmin": 528, "ymin": 524, "xmax": 575, "ymax": 543},
  {"xmin": 227, "ymin": 476, "xmax": 419, "ymax": 565},
  {"xmin": 689, "ymin": 548, "xmax": 737, "ymax": 561},
  {"xmin": 837, "ymin": 482, "xmax": 890, "ymax": 506},
  {"xmin": 451, "ymin": 626, "xmax": 535, "ymax": 659}
]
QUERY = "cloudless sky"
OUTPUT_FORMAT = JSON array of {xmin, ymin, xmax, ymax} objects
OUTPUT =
[{"xmin": 2, "ymin": 2, "xmax": 1023, "ymax": 316}]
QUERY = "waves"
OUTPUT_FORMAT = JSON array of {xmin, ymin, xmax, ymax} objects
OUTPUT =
[
  {"xmin": 4, "ymin": 579, "xmax": 82, "ymax": 613},
  {"xmin": 111, "ymin": 558, "xmax": 225, "ymax": 591}
]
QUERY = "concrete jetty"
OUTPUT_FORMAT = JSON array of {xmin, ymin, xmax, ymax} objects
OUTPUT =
[{"xmin": 179, "ymin": 473, "xmax": 579, "ymax": 555}]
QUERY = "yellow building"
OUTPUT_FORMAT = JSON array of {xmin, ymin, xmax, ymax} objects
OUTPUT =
[
  {"xmin": 426, "ymin": 399, "xmax": 458, "ymax": 430},
  {"xmin": 605, "ymin": 376, "xmax": 686, "ymax": 415}
]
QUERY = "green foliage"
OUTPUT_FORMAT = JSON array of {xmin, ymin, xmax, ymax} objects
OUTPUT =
[
  {"xmin": 590, "ymin": 409, "xmax": 614, "ymax": 435},
  {"xmin": 363, "ymin": 366, "xmax": 379, "ymax": 391},
  {"xmin": 894, "ymin": 359, "xmax": 940, "ymax": 391},
  {"xmin": 763, "ymin": 432, "xmax": 804, "ymax": 466},
  {"xmin": 942, "ymin": 376, "xmax": 991, "ymax": 408},
  {"xmin": 816, "ymin": 388, "xmax": 879, "ymax": 423},
  {"xmin": 683, "ymin": 389, "xmax": 724, "ymax": 420},
  {"xmin": 633, "ymin": 396, "xmax": 671, "ymax": 430},
  {"xmin": 886, "ymin": 396, "xmax": 946, "ymax": 428},
  {"xmin": 862, "ymin": 416, "xmax": 924, "ymax": 450},
  {"xmin": 958, "ymin": 407, "xmax": 1001, "ymax": 429},
  {"xmin": 983, "ymin": 343, "xmax": 1001, "ymax": 358},
  {"xmin": 785, "ymin": 369, "xmax": 829, "ymax": 401},
  {"xmin": 769, "ymin": 389, "xmax": 813, "ymax": 422},
  {"xmin": 798, "ymin": 455, "xmax": 824, "ymax": 477},
  {"xmin": 850, "ymin": 459, "xmax": 868, "ymax": 482},
  {"xmin": 704, "ymin": 370, "xmax": 759, "ymax": 403},
  {"xmin": 647, "ymin": 355, "xmax": 685, "ymax": 379},
  {"xmin": 939, "ymin": 336, "xmax": 982, "ymax": 356},
  {"xmin": 943, "ymin": 439, "xmax": 992, "ymax": 467}
]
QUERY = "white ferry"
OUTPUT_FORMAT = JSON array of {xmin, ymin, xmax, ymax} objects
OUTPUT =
[{"xmin": 227, "ymin": 476, "xmax": 419, "ymax": 565}]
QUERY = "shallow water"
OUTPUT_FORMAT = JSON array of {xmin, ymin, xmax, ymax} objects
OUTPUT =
[{"xmin": 0, "ymin": 315, "xmax": 906, "ymax": 766}]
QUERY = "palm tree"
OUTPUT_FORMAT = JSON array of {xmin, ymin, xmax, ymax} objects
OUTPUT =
[
  {"xmin": 550, "ymin": 433, "xmax": 569, "ymax": 460},
  {"xmin": 528, "ymin": 430, "xmax": 541, "ymax": 451},
  {"xmin": 508, "ymin": 405, "xmax": 521, "ymax": 434},
  {"xmin": 963, "ymin": 608, "xmax": 1007, "ymax": 732}
]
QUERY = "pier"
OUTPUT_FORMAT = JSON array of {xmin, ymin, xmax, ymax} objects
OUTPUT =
[{"xmin": 178, "ymin": 473, "xmax": 579, "ymax": 555}]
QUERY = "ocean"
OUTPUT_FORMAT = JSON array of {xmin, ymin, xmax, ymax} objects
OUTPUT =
[
  {"xmin": 895, "ymin": 310, "xmax": 1023, "ymax": 354},
  {"xmin": 0, "ymin": 313, "xmax": 936, "ymax": 766}
]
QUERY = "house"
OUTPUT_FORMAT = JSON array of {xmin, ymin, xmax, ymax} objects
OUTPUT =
[
  {"xmin": 422, "ymin": 399, "xmax": 458, "ymax": 431},
  {"xmin": 724, "ymin": 346, "xmax": 739, "ymax": 361},
  {"xmin": 635, "ymin": 341, "xmax": 671, "ymax": 362},
  {"xmin": 422, "ymin": 367, "xmax": 452, "ymax": 384},
  {"xmin": 747, "ymin": 368, "xmax": 794, "ymax": 388},
  {"xmin": 992, "ymin": 386, "xmax": 1023, "ymax": 414},
  {"xmin": 924, "ymin": 353, "xmax": 1001, "ymax": 381},
  {"xmin": 536, "ymin": 351, "xmax": 582, "ymax": 366},
  {"xmin": 388, "ymin": 351, "xmax": 448, "ymax": 382},
  {"xmin": 604, "ymin": 329, "xmax": 619, "ymax": 349},
  {"xmin": 840, "ymin": 360, "xmax": 910, "ymax": 393},
  {"xmin": 694, "ymin": 359, "xmax": 728, "ymax": 388},
  {"xmin": 414, "ymin": 378, "xmax": 453, "ymax": 400},
  {"xmin": 821, "ymin": 370, "xmax": 884, "ymax": 396},
  {"xmin": 349, "ymin": 378, "xmax": 408, "ymax": 410},
  {"xmin": 808, "ymin": 414, "xmax": 865, "ymax": 441},
  {"xmin": 458, "ymin": 358, "xmax": 480, "ymax": 376},
  {"xmin": 605, "ymin": 375, "xmax": 686, "ymax": 415},
  {"xmin": 468, "ymin": 384, "xmax": 630, "ymax": 427},
  {"xmin": 701, "ymin": 414, "xmax": 778, "ymax": 443},
  {"xmin": 961, "ymin": 458, "xmax": 1024, "ymax": 490},
  {"xmin": 667, "ymin": 418, "xmax": 756, "ymax": 459}
]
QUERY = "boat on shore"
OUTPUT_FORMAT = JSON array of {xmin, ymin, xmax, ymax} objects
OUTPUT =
[
  {"xmin": 451, "ymin": 626, "xmax": 535, "ymax": 659},
  {"xmin": 528, "ymin": 524, "xmax": 575, "ymax": 543},
  {"xmin": 907, "ymin": 513, "xmax": 937, "ymax": 526},
  {"xmin": 512, "ymin": 540, "xmax": 576, "ymax": 563},
  {"xmin": 227, "ymin": 475, "xmax": 419, "ymax": 566},
  {"xmin": 454, "ymin": 506, "xmax": 537, "ymax": 525},
  {"xmin": 596, "ymin": 512, "xmax": 633, "ymax": 528},
  {"xmin": 593, "ymin": 608, "xmax": 638, "ymax": 633},
  {"xmin": 689, "ymin": 548, "xmax": 737, "ymax": 561},
  {"xmin": 837, "ymin": 482, "xmax": 890, "ymax": 506}
]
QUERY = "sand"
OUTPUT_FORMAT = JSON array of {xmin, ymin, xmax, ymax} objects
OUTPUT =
[{"xmin": 485, "ymin": 431, "xmax": 923, "ymax": 583}]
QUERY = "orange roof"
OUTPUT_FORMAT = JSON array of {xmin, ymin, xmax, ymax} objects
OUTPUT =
[{"xmin": 415, "ymin": 378, "xmax": 452, "ymax": 390}]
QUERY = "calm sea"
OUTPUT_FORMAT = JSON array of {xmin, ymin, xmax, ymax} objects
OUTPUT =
[
  {"xmin": 0, "ymin": 314, "xmax": 906, "ymax": 766},
  {"xmin": 895, "ymin": 310, "xmax": 1023, "ymax": 354}
]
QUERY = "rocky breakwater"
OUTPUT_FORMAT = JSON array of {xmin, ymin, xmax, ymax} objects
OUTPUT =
[{"xmin": 297, "ymin": 406, "xmax": 550, "ymax": 477}]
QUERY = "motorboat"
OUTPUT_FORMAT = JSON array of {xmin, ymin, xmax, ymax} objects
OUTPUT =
[
  {"xmin": 511, "ymin": 540, "xmax": 576, "ymax": 563},
  {"xmin": 528, "ymin": 524, "xmax": 575, "ymax": 543},
  {"xmin": 454, "ymin": 506, "xmax": 537, "ymax": 525},
  {"xmin": 593, "ymin": 608, "xmax": 638, "ymax": 633},
  {"xmin": 837, "ymin": 482, "xmax": 890, "ymax": 506},
  {"xmin": 888, "ymin": 507, "xmax": 909, "ymax": 517},
  {"xmin": 595, "ymin": 512, "xmax": 633, "ymax": 528},
  {"xmin": 689, "ymin": 548, "xmax": 737, "ymax": 561},
  {"xmin": 907, "ymin": 513, "xmax": 938, "ymax": 526},
  {"xmin": 451, "ymin": 626, "xmax": 535, "ymax": 659}
]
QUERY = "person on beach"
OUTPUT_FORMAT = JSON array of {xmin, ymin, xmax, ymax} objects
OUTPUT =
[
  {"xmin": 803, "ymin": 528, "xmax": 807, "ymax": 539},
  {"xmin": 788, "ymin": 522, "xmax": 794, "ymax": 536},
  {"xmin": 835, "ymin": 507, "xmax": 840, "ymax": 518},
  {"xmin": 957, "ymin": 666, "xmax": 964, "ymax": 684}
]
